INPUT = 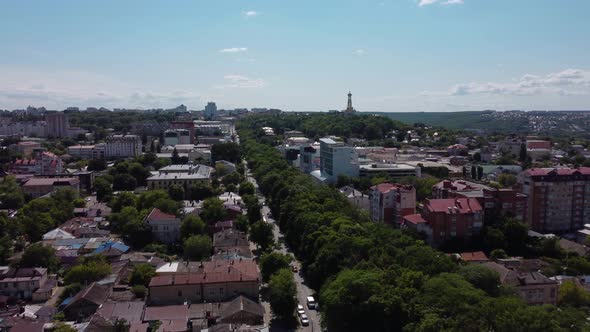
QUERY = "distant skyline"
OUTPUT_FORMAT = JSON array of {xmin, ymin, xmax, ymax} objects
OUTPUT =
[{"xmin": 1, "ymin": 0, "xmax": 589, "ymax": 112}]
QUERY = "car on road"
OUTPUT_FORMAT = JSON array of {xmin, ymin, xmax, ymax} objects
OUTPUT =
[
  {"xmin": 307, "ymin": 296, "xmax": 317, "ymax": 310},
  {"xmin": 297, "ymin": 304, "xmax": 305, "ymax": 316},
  {"xmin": 300, "ymin": 313, "xmax": 309, "ymax": 326}
]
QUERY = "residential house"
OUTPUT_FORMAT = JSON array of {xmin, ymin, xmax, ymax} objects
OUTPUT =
[
  {"xmin": 483, "ymin": 262, "xmax": 558, "ymax": 305},
  {"xmin": 148, "ymin": 260, "xmax": 261, "ymax": 305},
  {"xmin": 63, "ymin": 282, "xmax": 110, "ymax": 321},
  {"xmin": 22, "ymin": 177, "xmax": 80, "ymax": 198},
  {"xmin": 0, "ymin": 267, "xmax": 49, "ymax": 300},
  {"xmin": 144, "ymin": 208, "xmax": 181, "ymax": 244},
  {"xmin": 213, "ymin": 229, "xmax": 251, "ymax": 259},
  {"xmin": 219, "ymin": 295, "xmax": 264, "ymax": 326}
]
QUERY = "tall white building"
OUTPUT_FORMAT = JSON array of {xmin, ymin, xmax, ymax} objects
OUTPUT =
[
  {"xmin": 105, "ymin": 135, "xmax": 142, "ymax": 158},
  {"xmin": 311, "ymin": 138, "xmax": 358, "ymax": 183}
]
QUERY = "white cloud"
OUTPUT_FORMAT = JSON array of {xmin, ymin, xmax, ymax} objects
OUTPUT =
[
  {"xmin": 219, "ymin": 47, "xmax": 248, "ymax": 53},
  {"xmin": 419, "ymin": 0, "xmax": 463, "ymax": 6},
  {"xmin": 354, "ymin": 49, "xmax": 366, "ymax": 56},
  {"xmin": 217, "ymin": 75, "xmax": 266, "ymax": 89},
  {"xmin": 243, "ymin": 10, "xmax": 258, "ymax": 17},
  {"xmin": 450, "ymin": 69, "xmax": 590, "ymax": 96},
  {"xmin": 0, "ymin": 66, "xmax": 205, "ymax": 110}
]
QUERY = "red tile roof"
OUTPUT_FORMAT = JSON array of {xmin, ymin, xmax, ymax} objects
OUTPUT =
[
  {"xmin": 425, "ymin": 198, "xmax": 482, "ymax": 214},
  {"xmin": 143, "ymin": 305, "xmax": 189, "ymax": 321},
  {"xmin": 447, "ymin": 144, "xmax": 467, "ymax": 150},
  {"xmin": 460, "ymin": 251, "xmax": 489, "ymax": 262},
  {"xmin": 372, "ymin": 183, "xmax": 413, "ymax": 194},
  {"xmin": 403, "ymin": 214, "xmax": 428, "ymax": 225},
  {"xmin": 147, "ymin": 208, "xmax": 177, "ymax": 221},
  {"xmin": 524, "ymin": 167, "xmax": 590, "ymax": 177},
  {"xmin": 23, "ymin": 177, "xmax": 78, "ymax": 187},
  {"xmin": 526, "ymin": 140, "xmax": 551, "ymax": 149},
  {"xmin": 149, "ymin": 260, "xmax": 259, "ymax": 287}
]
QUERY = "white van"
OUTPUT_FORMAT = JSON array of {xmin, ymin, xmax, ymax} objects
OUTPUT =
[{"xmin": 306, "ymin": 296, "xmax": 317, "ymax": 309}]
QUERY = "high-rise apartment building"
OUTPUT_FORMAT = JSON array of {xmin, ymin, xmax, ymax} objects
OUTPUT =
[
  {"xmin": 370, "ymin": 183, "xmax": 416, "ymax": 226},
  {"xmin": 518, "ymin": 167, "xmax": 590, "ymax": 232},
  {"xmin": 204, "ymin": 102, "xmax": 217, "ymax": 120},
  {"xmin": 45, "ymin": 112, "xmax": 67, "ymax": 138}
]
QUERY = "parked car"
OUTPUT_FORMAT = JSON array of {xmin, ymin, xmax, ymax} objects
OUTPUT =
[
  {"xmin": 307, "ymin": 296, "xmax": 317, "ymax": 310},
  {"xmin": 297, "ymin": 304, "xmax": 305, "ymax": 316},
  {"xmin": 300, "ymin": 313, "xmax": 310, "ymax": 326}
]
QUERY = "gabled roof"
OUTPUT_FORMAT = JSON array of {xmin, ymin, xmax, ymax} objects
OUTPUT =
[
  {"xmin": 146, "ymin": 208, "xmax": 177, "ymax": 221},
  {"xmin": 42, "ymin": 228, "xmax": 75, "ymax": 240},
  {"xmin": 213, "ymin": 229, "xmax": 249, "ymax": 248},
  {"xmin": 97, "ymin": 301, "xmax": 145, "ymax": 323},
  {"xmin": 403, "ymin": 214, "xmax": 428, "ymax": 225},
  {"xmin": 371, "ymin": 183, "xmax": 414, "ymax": 194},
  {"xmin": 143, "ymin": 304, "xmax": 189, "ymax": 321},
  {"xmin": 220, "ymin": 295, "xmax": 264, "ymax": 320},
  {"xmin": 425, "ymin": 198, "xmax": 483, "ymax": 214},
  {"xmin": 459, "ymin": 251, "xmax": 489, "ymax": 262},
  {"xmin": 64, "ymin": 282, "xmax": 110, "ymax": 310}
]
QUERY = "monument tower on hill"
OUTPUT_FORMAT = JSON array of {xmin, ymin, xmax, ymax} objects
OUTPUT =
[{"xmin": 343, "ymin": 91, "xmax": 356, "ymax": 113}]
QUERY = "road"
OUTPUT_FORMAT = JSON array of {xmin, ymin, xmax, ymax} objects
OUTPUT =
[{"xmin": 246, "ymin": 169, "xmax": 322, "ymax": 332}]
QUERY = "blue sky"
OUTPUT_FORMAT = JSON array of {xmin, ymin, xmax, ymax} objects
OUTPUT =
[{"xmin": 1, "ymin": 0, "xmax": 589, "ymax": 112}]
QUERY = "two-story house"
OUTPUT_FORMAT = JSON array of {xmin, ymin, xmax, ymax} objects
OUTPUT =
[{"xmin": 144, "ymin": 208, "xmax": 181, "ymax": 244}]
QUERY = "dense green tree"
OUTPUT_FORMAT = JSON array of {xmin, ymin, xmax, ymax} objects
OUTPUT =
[
  {"xmin": 187, "ymin": 182, "xmax": 216, "ymax": 201},
  {"xmin": 260, "ymin": 252, "xmax": 292, "ymax": 282},
  {"xmin": 458, "ymin": 264, "xmax": 501, "ymax": 295},
  {"xmin": 211, "ymin": 142, "xmax": 241, "ymax": 163},
  {"xmin": 0, "ymin": 176, "xmax": 24, "ymax": 209},
  {"xmin": 519, "ymin": 143, "xmax": 528, "ymax": 162},
  {"xmin": 268, "ymin": 268, "xmax": 297, "ymax": 319},
  {"xmin": 131, "ymin": 285, "xmax": 147, "ymax": 299},
  {"xmin": 559, "ymin": 280, "xmax": 590, "ymax": 308},
  {"xmin": 498, "ymin": 173, "xmax": 517, "ymax": 188},
  {"xmin": 171, "ymin": 147, "xmax": 181, "ymax": 164},
  {"xmin": 128, "ymin": 162, "xmax": 151, "ymax": 186},
  {"xmin": 183, "ymin": 235, "xmax": 212, "ymax": 261},
  {"xmin": 238, "ymin": 181, "xmax": 255, "ymax": 196},
  {"xmin": 137, "ymin": 190, "xmax": 180, "ymax": 214},
  {"xmin": 221, "ymin": 172, "xmax": 241, "ymax": 187},
  {"xmin": 250, "ymin": 220, "xmax": 274, "ymax": 251},
  {"xmin": 110, "ymin": 192, "xmax": 138, "ymax": 213},
  {"xmin": 94, "ymin": 177, "xmax": 113, "ymax": 202},
  {"xmin": 87, "ymin": 159, "xmax": 107, "ymax": 171},
  {"xmin": 113, "ymin": 173, "xmax": 137, "ymax": 191},
  {"xmin": 19, "ymin": 243, "xmax": 59, "ymax": 272},
  {"xmin": 179, "ymin": 214, "xmax": 206, "ymax": 240},
  {"xmin": 200, "ymin": 198, "xmax": 226, "ymax": 224},
  {"xmin": 64, "ymin": 255, "xmax": 112, "ymax": 285},
  {"xmin": 490, "ymin": 249, "xmax": 507, "ymax": 260},
  {"xmin": 167, "ymin": 184, "xmax": 185, "ymax": 201},
  {"xmin": 129, "ymin": 264, "xmax": 156, "ymax": 287},
  {"xmin": 235, "ymin": 214, "xmax": 249, "ymax": 233}
]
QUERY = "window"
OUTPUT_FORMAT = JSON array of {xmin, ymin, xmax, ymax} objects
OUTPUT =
[{"xmin": 178, "ymin": 290, "xmax": 182, "ymax": 297}]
